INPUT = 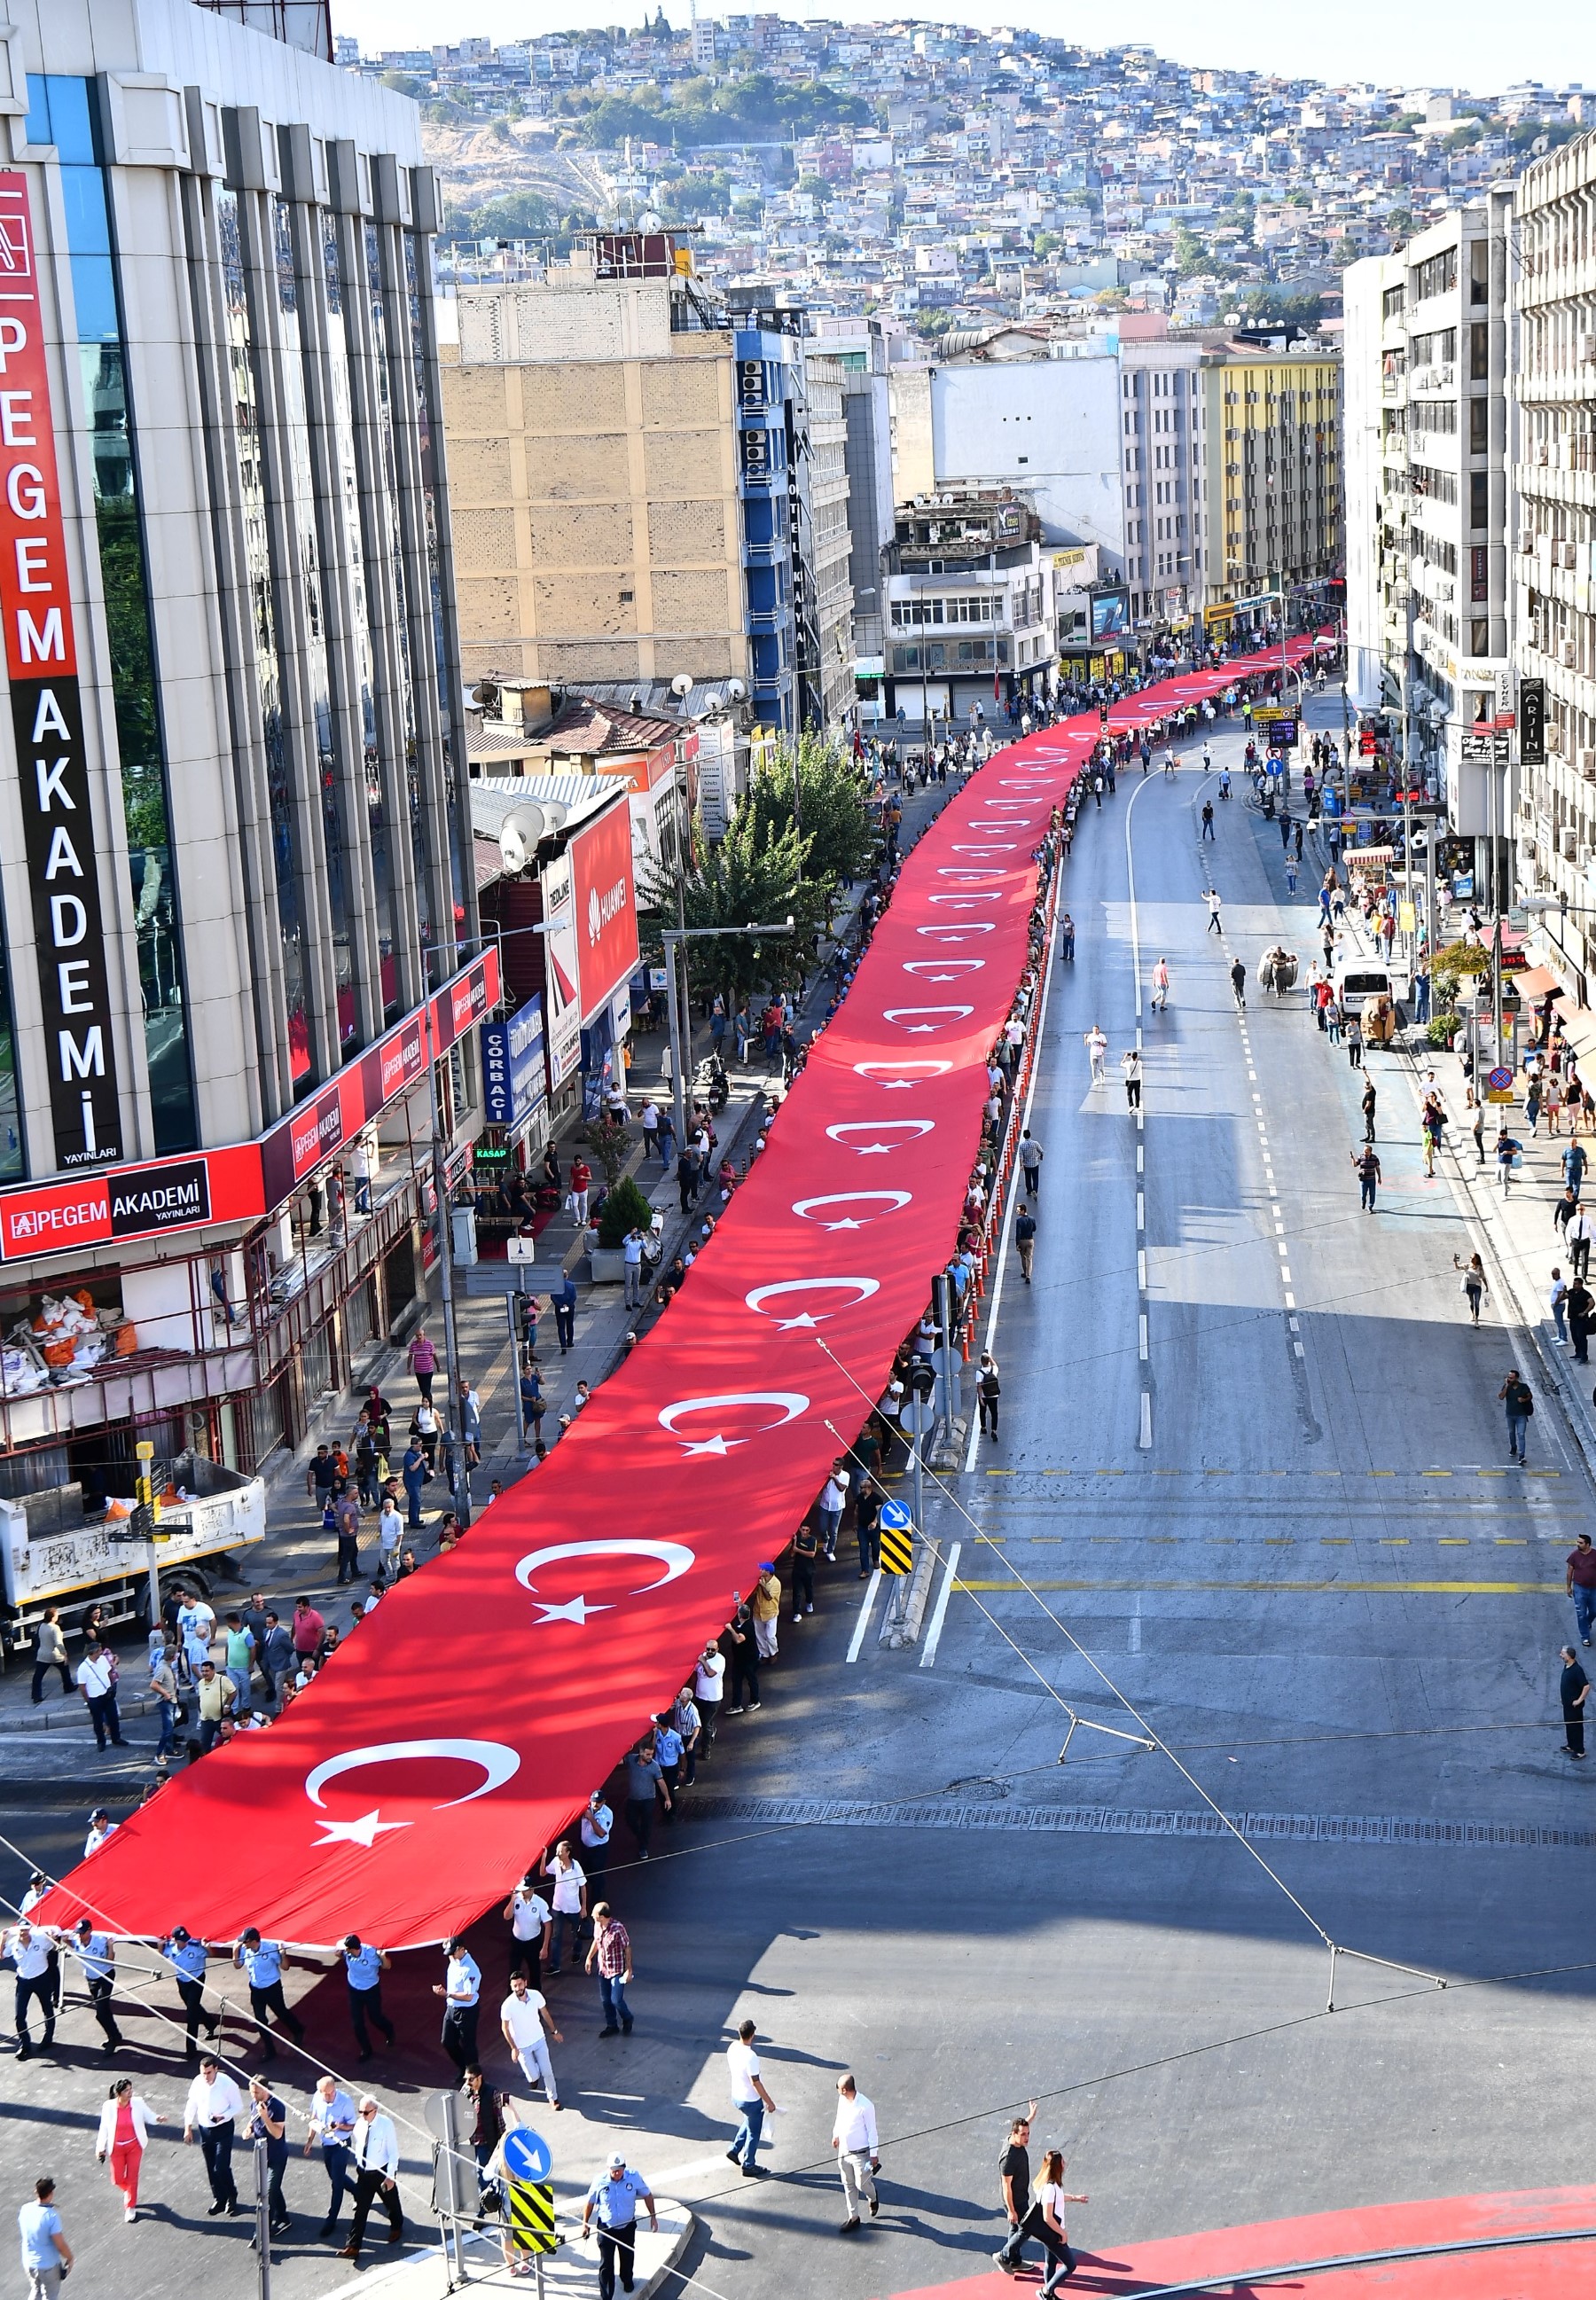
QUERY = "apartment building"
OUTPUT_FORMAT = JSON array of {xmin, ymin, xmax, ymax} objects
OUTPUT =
[
  {"xmin": 0, "ymin": 0, "xmax": 485, "ymax": 1490},
  {"xmin": 439, "ymin": 244, "xmax": 749, "ymax": 693},
  {"xmin": 1345, "ymin": 205, "xmax": 1511, "ymax": 856},
  {"xmin": 1118, "ymin": 333, "xmax": 1208, "ymax": 627},
  {"xmin": 882, "ymin": 491, "xmax": 1054, "ymax": 731},
  {"xmin": 1513, "ymin": 134, "xmax": 1596, "ymax": 1001},
  {"xmin": 1198, "ymin": 344, "xmax": 1343, "ymax": 623},
  {"xmin": 803, "ymin": 348, "xmax": 857, "ymax": 734},
  {"xmin": 810, "ymin": 317, "xmax": 895, "ymax": 720}
]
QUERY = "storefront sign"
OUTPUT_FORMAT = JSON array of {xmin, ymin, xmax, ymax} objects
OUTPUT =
[
  {"xmin": 259, "ymin": 947, "xmax": 502, "ymax": 1209},
  {"xmin": 1518, "ymin": 677, "xmax": 1546, "ymax": 767},
  {"xmin": 538, "ymin": 854, "xmax": 583, "ymax": 1091},
  {"xmin": 481, "ymin": 996, "xmax": 547, "ymax": 1129},
  {"xmin": 0, "ymin": 173, "xmax": 122, "ymax": 1170},
  {"xmin": 0, "ymin": 1143, "xmax": 264, "ymax": 1263}
]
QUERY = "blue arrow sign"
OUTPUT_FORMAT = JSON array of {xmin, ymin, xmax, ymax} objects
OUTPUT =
[
  {"xmin": 880, "ymin": 1499, "xmax": 912, "ymax": 1532},
  {"xmin": 502, "ymin": 2127, "xmax": 552, "ymax": 2184}
]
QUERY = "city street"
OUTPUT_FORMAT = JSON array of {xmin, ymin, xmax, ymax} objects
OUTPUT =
[{"xmin": 4, "ymin": 706, "xmax": 1592, "ymax": 2300}]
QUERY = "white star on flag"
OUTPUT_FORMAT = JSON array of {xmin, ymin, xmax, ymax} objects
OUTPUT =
[{"xmin": 313, "ymin": 1810, "xmax": 410, "ymax": 1850}]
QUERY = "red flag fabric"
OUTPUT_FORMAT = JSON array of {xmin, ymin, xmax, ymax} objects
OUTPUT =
[{"xmin": 38, "ymin": 640, "xmax": 1315, "ymax": 1949}]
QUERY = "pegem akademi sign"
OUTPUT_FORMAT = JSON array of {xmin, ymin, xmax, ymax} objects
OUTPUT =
[
  {"xmin": 0, "ymin": 949, "xmax": 501, "ymax": 1263},
  {"xmin": 0, "ymin": 172, "xmax": 123, "ymax": 1170}
]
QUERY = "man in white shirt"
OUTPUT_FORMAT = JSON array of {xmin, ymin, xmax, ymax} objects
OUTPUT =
[
  {"xmin": 817, "ymin": 1467, "xmax": 849, "ymax": 1561},
  {"xmin": 183, "ymin": 2054, "xmax": 245, "ymax": 2214},
  {"xmin": 82, "ymin": 1807, "xmax": 116, "ymax": 1860},
  {"xmin": 579, "ymin": 1792, "xmax": 613, "ymax": 1900},
  {"xmin": 69, "ymin": 1917, "xmax": 122, "ymax": 2054},
  {"xmin": 74, "ymin": 1643, "xmax": 123, "ymax": 1750},
  {"xmin": 724, "ymin": 2018, "xmax": 778, "ymax": 2179},
  {"xmin": 544, "ymin": 1842, "xmax": 587, "ymax": 1975},
  {"xmin": 831, "ymin": 2072, "xmax": 880, "ymax": 2231},
  {"xmin": 501, "ymin": 1874, "xmax": 551, "ymax": 1985},
  {"xmin": 376, "ymin": 1498, "xmax": 403, "ymax": 1584},
  {"xmin": 337, "ymin": 2095, "xmax": 403, "ymax": 2260},
  {"xmin": 432, "ymin": 1939, "xmax": 481, "ymax": 2073},
  {"xmin": 499, "ymin": 1973, "xmax": 563, "ymax": 2105},
  {"xmin": 692, "ymin": 1643, "xmax": 726, "ymax": 1757},
  {"xmin": 4, "ymin": 1921, "xmax": 56, "ymax": 2059}
]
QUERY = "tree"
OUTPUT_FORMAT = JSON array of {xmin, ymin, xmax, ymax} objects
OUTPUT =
[
  {"xmin": 638, "ymin": 809, "xmax": 824, "ymax": 1013},
  {"xmin": 745, "ymin": 733, "xmax": 876, "ymax": 904}
]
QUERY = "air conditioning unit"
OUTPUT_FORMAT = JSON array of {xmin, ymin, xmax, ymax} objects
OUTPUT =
[
  {"xmin": 1581, "ymin": 334, "xmax": 1596, "ymax": 366},
  {"xmin": 1561, "ymin": 826, "xmax": 1579, "ymax": 857},
  {"xmin": 1520, "ymin": 798, "xmax": 1537, "ymax": 824},
  {"xmin": 1561, "ymin": 541, "xmax": 1578, "ymax": 568},
  {"xmin": 1582, "ymin": 749, "xmax": 1596, "ymax": 777},
  {"xmin": 1548, "ymin": 724, "xmax": 1566, "ymax": 754},
  {"xmin": 1520, "ymin": 533, "xmax": 1536, "ymax": 553},
  {"xmin": 1562, "ymin": 642, "xmax": 1579, "ymax": 667},
  {"xmin": 1519, "ymin": 835, "xmax": 1538, "ymax": 863}
]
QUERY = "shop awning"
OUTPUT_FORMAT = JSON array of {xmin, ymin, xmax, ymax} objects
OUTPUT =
[
  {"xmin": 1553, "ymin": 996, "xmax": 1596, "ymax": 1067},
  {"xmin": 1515, "ymin": 966, "xmax": 1561, "ymax": 998}
]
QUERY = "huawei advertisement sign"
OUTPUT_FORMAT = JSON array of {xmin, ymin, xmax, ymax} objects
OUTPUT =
[{"xmin": 569, "ymin": 803, "xmax": 639, "ymax": 1026}]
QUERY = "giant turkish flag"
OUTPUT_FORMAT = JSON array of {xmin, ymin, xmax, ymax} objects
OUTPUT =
[{"xmin": 40, "ymin": 644, "xmax": 1312, "ymax": 1947}]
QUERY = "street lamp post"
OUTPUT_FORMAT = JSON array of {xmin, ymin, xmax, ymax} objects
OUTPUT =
[{"xmin": 660, "ymin": 918, "xmax": 795, "ymax": 1149}]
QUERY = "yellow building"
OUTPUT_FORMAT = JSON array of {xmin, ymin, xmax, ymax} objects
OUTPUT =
[{"xmin": 1198, "ymin": 345, "xmax": 1342, "ymax": 609}]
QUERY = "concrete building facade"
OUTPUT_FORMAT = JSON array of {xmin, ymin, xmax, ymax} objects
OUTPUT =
[
  {"xmin": 1197, "ymin": 344, "xmax": 1342, "ymax": 625},
  {"xmin": 1513, "ymin": 134, "xmax": 1596, "ymax": 1002},
  {"xmin": 1118, "ymin": 336, "xmax": 1207, "ymax": 628},
  {"xmin": 1344, "ymin": 202, "xmax": 1512, "ymax": 849},
  {"xmin": 439, "ymin": 254, "xmax": 749, "ymax": 692}
]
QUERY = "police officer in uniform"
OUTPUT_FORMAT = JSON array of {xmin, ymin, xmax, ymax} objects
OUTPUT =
[
  {"xmin": 69, "ymin": 1917, "xmax": 122, "ymax": 2055},
  {"xmin": 233, "ymin": 1928, "xmax": 306, "ymax": 2061},
  {"xmin": 341, "ymin": 1935, "xmax": 395, "ymax": 2062},
  {"xmin": 161, "ymin": 1926, "xmax": 219, "ymax": 2061}
]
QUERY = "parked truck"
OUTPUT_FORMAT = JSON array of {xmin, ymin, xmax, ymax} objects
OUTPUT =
[{"xmin": 0, "ymin": 1453, "xmax": 266, "ymax": 1662}]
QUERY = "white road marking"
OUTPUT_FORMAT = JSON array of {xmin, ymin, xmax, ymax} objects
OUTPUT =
[
  {"xmin": 1138, "ymin": 1313, "xmax": 1149, "ymax": 1360},
  {"xmin": 1139, "ymin": 1390, "xmax": 1153, "ymax": 1449},
  {"xmin": 919, "ymin": 1541, "xmax": 963, "ymax": 1669},
  {"xmin": 1129, "ymin": 1592, "xmax": 1142, "ymax": 1653},
  {"xmin": 846, "ymin": 1570, "xmax": 884, "ymax": 1663}
]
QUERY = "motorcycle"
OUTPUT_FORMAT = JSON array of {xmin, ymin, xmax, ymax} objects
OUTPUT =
[{"xmin": 693, "ymin": 1054, "xmax": 729, "ymax": 1113}]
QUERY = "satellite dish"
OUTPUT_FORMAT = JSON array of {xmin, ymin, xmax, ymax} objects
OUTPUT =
[
  {"xmin": 471, "ymin": 679, "xmax": 500, "ymax": 709},
  {"xmin": 498, "ymin": 804, "xmax": 546, "ymax": 872},
  {"xmin": 725, "ymin": 677, "xmax": 747, "ymax": 702},
  {"xmin": 669, "ymin": 672, "xmax": 695, "ymax": 697}
]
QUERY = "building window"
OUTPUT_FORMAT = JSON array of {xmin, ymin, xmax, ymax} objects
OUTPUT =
[{"xmin": 1412, "ymin": 247, "xmax": 1458, "ymax": 301}]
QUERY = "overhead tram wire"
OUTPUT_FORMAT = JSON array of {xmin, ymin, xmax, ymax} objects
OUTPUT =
[{"xmin": 813, "ymin": 1337, "xmax": 1451, "ymax": 2013}]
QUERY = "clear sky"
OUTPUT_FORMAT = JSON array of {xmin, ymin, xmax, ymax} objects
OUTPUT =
[{"xmin": 334, "ymin": 0, "xmax": 1586, "ymax": 97}]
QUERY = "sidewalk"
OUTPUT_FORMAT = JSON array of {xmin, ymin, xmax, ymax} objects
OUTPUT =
[{"xmin": 319, "ymin": 2202, "xmax": 692, "ymax": 2300}]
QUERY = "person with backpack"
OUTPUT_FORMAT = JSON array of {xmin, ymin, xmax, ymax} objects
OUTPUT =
[{"xmin": 976, "ymin": 1353, "xmax": 1001, "ymax": 1440}]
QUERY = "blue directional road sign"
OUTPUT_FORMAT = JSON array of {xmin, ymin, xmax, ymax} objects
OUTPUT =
[
  {"xmin": 502, "ymin": 2127, "xmax": 552, "ymax": 2184},
  {"xmin": 880, "ymin": 1499, "xmax": 912, "ymax": 1532}
]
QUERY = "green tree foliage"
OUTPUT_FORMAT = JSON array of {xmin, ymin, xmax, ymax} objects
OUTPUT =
[
  {"xmin": 638, "ymin": 810, "xmax": 824, "ymax": 1011},
  {"xmin": 453, "ymin": 187, "xmax": 554, "ymax": 239},
  {"xmin": 745, "ymin": 733, "xmax": 876, "ymax": 897},
  {"xmin": 597, "ymin": 1173, "xmax": 654, "ymax": 1248},
  {"xmin": 571, "ymin": 73, "xmax": 868, "ymax": 150}
]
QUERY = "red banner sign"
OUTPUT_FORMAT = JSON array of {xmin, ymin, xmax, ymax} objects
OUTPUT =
[
  {"xmin": 36, "ymin": 645, "xmax": 1311, "ymax": 1948},
  {"xmin": 568, "ymin": 801, "xmax": 639, "ymax": 1027}
]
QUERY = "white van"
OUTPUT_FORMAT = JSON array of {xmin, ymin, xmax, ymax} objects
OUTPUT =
[{"xmin": 1334, "ymin": 958, "xmax": 1395, "ymax": 1006}]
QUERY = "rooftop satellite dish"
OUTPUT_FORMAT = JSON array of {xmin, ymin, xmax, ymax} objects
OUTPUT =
[
  {"xmin": 499, "ymin": 803, "xmax": 546, "ymax": 873},
  {"xmin": 471, "ymin": 679, "xmax": 499, "ymax": 708},
  {"xmin": 725, "ymin": 677, "xmax": 747, "ymax": 702},
  {"xmin": 669, "ymin": 672, "xmax": 695, "ymax": 697}
]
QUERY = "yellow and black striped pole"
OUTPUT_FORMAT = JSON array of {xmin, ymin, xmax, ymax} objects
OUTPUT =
[{"xmin": 506, "ymin": 2178, "xmax": 558, "ymax": 2255}]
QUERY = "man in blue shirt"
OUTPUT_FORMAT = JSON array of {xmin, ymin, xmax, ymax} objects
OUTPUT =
[
  {"xmin": 432, "ymin": 1938, "xmax": 481, "ymax": 2073},
  {"xmin": 342, "ymin": 1934, "xmax": 395, "ymax": 2062},
  {"xmin": 69, "ymin": 1917, "xmax": 122, "ymax": 2054},
  {"xmin": 18, "ymin": 2176, "xmax": 71, "ymax": 2300},
  {"xmin": 305, "ymin": 2073, "xmax": 357, "ymax": 2240},
  {"xmin": 234, "ymin": 1928, "xmax": 306, "ymax": 2061},
  {"xmin": 162, "ymin": 1927, "xmax": 220, "ymax": 2061},
  {"xmin": 580, "ymin": 2152, "xmax": 658, "ymax": 2300}
]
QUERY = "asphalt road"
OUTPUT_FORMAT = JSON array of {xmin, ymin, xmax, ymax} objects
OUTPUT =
[{"xmin": 4, "ymin": 700, "xmax": 1593, "ymax": 2300}]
